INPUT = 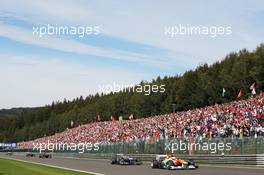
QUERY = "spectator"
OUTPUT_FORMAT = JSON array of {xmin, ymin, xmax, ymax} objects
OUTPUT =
[{"xmin": 18, "ymin": 93, "xmax": 264, "ymax": 149}]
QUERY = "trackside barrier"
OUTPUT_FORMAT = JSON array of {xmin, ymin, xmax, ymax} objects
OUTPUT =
[
  {"xmin": 257, "ymin": 154, "xmax": 264, "ymax": 166},
  {"xmin": 52, "ymin": 153, "xmax": 264, "ymax": 165},
  {"xmin": 0, "ymin": 152, "xmax": 263, "ymax": 165},
  {"xmin": 3, "ymin": 137, "xmax": 263, "ymax": 155},
  {"xmin": 89, "ymin": 137, "xmax": 264, "ymax": 155},
  {"xmin": 1, "ymin": 137, "xmax": 263, "ymax": 165}
]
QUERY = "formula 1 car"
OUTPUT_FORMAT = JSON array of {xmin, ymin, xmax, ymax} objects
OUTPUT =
[
  {"xmin": 111, "ymin": 154, "xmax": 142, "ymax": 165},
  {"xmin": 39, "ymin": 152, "xmax": 52, "ymax": 158},
  {"xmin": 26, "ymin": 152, "xmax": 36, "ymax": 157},
  {"xmin": 151, "ymin": 155, "xmax": 198, "ymax": 170},
  {"xmin": 6, "ymin": 152, "xmax": 13, "ymax": 156}
]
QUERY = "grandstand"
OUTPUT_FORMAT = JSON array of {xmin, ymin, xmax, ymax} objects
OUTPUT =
[{"xmin": 18, "ymin": 93, "xmax": 264, "ymax": 149}]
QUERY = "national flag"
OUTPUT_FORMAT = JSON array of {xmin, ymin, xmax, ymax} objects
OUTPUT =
[
  {"xmin": 129, "ymin": 114, "xmax": 134, "ymax": 120},
  {"xmin": 251, "ymin": 88, "xmax": 256, "ymax": 95},
  {"xmin": 70, "ymin": 120, "xmax": 74, "ymax": 127},
  {"xmin": 110, "ymin": 115, "xmax": 116, "ymax": 122},
  {"xmin": 250, "ymin": 82, "xmax": 256, "ymax": 95},
  {"xmin": 222, "ymin": 88, "xmax": 226, "ymax": 97},
  {"xmin": 237, "ymin": 89, "xmax": 243, "ymax": 99},
  {"xmin": 97, "ymin": 115, "xmax": 101, "ymax": 122}
]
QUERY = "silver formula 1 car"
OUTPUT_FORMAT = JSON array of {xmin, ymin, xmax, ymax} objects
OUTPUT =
[{"xmin": 111, "ymin": 154, "xmax": 142, "ymax": 165}]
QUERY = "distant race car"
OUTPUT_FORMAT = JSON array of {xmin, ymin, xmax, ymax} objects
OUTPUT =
[
  {"xmin": 151, "ymin": 155, "xmax": 198, "ymax": 170},
  {"xmin": 26, "ymin": 152, "xmax": 36, "ymax": 157},
  {"xmin": 111, "ymin": 154, "xmax": 142, "ymax": 165},
  {"xmin": 6, "ymin": 152, "xmax": 13, "ymax": 156},
  {"xmin": 39, "ymin": 152, "xmax": 52, "ymax": 158}
]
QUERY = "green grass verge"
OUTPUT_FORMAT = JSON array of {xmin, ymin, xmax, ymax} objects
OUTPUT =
[{"xmin": 0, "ymin": 158, "xmax": 94, "ymax": 175}]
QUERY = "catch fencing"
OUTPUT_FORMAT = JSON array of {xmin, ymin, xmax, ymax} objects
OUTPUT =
[{"xmin": 76, "ymin": 137, "xmax": 264, "ymax": 155}]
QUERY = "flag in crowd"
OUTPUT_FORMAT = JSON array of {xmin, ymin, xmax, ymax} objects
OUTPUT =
[
  {"xmin": 129, "ymin": 114, "xmax": 134, "ymax": 120},
  {"xmin": 97, "ymin": 115, "xmax": 101, "ymax": 122},
  {"xmin": 110, "ymin": 115, "xmax": 116, "ymax": 122},
  {"xmin": 250, "ymin": 82, "xmax": 256, "ymax": 95},
  {"xmin": 237, "ymin": 89, "xmax": 243, "ymax": 99},
  {"xmin": 222, "ymin": 88, "xmax": 226, "ymax": 97},
  {"xmin": 70, "ymin": 120, "xmax": 74, "ymax": 127}
]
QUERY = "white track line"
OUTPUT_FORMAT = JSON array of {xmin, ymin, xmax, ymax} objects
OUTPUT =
[{"xmin": 0, "ymin": 156, "xmax": 105, "ymax": 175}]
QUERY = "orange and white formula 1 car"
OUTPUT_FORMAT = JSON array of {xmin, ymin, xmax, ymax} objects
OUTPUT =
[{"xmin": 151, "ymin": 155, "xmax": 198, "ymax": 170}]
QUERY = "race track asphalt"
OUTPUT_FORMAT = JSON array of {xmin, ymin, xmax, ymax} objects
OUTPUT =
[{"xmin": 0, "ymin": 154, "xmax": 263, "ymax": 175}]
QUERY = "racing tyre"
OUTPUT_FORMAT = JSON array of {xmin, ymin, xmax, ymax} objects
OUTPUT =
[
  {"xmin": 151, "ymin": 160, "xmax": 159, "ymax": 168},
  {"xmin": 166, "ymin": 160, "xmax": 174, "ymax": 170},
  {"xmin": 119, "ymin": 159, "xmax": 125, "ymax": 165}
]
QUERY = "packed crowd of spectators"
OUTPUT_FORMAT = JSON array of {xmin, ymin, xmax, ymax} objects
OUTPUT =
[{"xmin": 18, "ymin": 93, "xmax": 264, "ymax": 148}]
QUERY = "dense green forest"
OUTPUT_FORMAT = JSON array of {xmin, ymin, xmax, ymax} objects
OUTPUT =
[
  {"xmin": 0, "ymin": 108, "xmax": 37, "ymax": 118},
  {"xmin": 0, "ymin": 44, "xmax": 264, "ymax": 142}
]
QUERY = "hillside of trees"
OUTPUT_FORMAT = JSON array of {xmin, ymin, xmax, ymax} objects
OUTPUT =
[
  {"xmin": 0, "ymin": 44, "xmax": 264, "ymax": 142},
  {"xmin": 0, "ymin": 108, "xmax": 38, "ymax": 118}
]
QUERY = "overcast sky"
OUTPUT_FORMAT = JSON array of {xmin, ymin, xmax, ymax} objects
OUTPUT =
[{"xmin": 0, "ymin": 0, "xmax": 264, "ymax": 109}]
